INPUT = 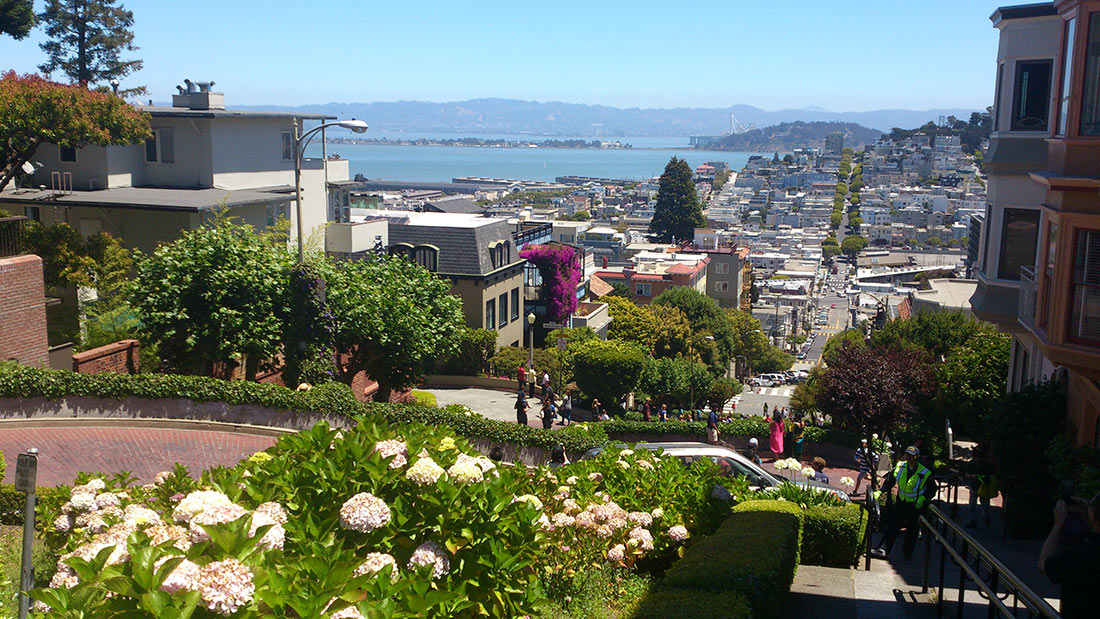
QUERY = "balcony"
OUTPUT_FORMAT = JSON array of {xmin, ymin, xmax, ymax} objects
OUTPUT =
[
  {"xmin": 0, "ymin": 215, "xmax": 27, "ymax": 258},
  {"xmin": 1018, "ymin": 265, "xmax": 1037, "ymax": 332},
  {"xmin": 325, "ymin": 219, "xmax": 387, "ymax": 257},
  {"xmin": 513, "ymin": 223, "xmax": 552, "ymax": 249},
  {"xmin": 572, "ymin": 302, "xmax": 612, "ymax": 338}
]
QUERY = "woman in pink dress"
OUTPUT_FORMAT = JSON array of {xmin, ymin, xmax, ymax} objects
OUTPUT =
[{"xmin": 769, "ymin": 410, "xmax": 785, "ymax": 459}]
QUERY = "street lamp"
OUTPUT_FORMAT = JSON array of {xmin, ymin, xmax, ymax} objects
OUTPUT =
[
  {"xmin": 689, "ymin": 335, "xmax": 715, "ymax": 414},
  {"xmin": 527, "ymin": 312, "xmax": 536, "ymax": 374},
  {"xmin": 293, "ymin": 118, "xmax": 369, "ymax": 261}
]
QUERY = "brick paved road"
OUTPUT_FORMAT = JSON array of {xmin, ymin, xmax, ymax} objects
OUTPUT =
[{"xmin": 0, "ymin": 426, "xmax": 277, "ymax": 486}]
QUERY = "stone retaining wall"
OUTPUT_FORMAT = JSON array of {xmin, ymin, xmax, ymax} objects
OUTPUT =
[{"xmin": 0, "ymin": 396, "xmax": 354, "ymax": 433}]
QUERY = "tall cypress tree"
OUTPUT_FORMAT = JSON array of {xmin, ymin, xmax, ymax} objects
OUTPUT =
[
  {"xmin": 648, "ymin": 157, "xmax": 703, "ymax": 243},
  {"xmin": 38, "ymin": 0, "xmax": 145, "ymax": 96}
]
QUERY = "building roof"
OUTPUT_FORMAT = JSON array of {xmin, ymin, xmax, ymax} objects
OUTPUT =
[
  {"xmin": 588, "ymin": 274, "xmax": 614, "ymax": 297},
  {"xmin": 910, "ymin": 279, "xmax": 978, "ymax": 312},
  {"xmin": 423, "ymin": 198, "xmax": 484, "ymax": 214},
  {"xmin": 362, "ymin": 209, "xmax": 518, "ymax": 276},
  {"xmin": 0, "ymin": 185, "xmax": 291, "ymax": 212},
  {"xmin": 137, "ymin": 105, "xmax": 335, "ymax": 120},
  {"xmin": 990, "ymin": 2, "xmax": 1056, "ymax": 26}
]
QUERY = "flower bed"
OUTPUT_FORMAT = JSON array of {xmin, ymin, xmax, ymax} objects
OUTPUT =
[{"xmin": 31, "ymin": 417, "xmax": 744, "ymax": 617}]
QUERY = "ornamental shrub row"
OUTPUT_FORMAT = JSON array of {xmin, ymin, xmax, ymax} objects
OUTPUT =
[
  {"xmin": 629, "ymin": 589, "xmax": 751, "ymax": 619},
  {"xmin": 656, "ymin": 499, "xmax": 802, "ymax": 619},
  {"xmin": 801, "ymin": 503, "xmax": 868, "ymax": 567},
  {"xmin": 0, "ymin": 484, "xmax": 65, "ymax": 527}
]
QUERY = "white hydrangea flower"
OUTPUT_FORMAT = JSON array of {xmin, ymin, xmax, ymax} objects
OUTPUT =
[
  {"xmin": 406, "ymin": 457, "xmax": 446, "ymax": 486},
  {"xmin": 637, "ymin": 460, "xmax": 654, "ymax": 471},
  {"xmin": 146, "ymin": 523, "xmax": 193, "ymax": 551},
  {"xmin": 566, "ymin": 476, "xmax": 579, "ymax": 485},
  {"xmin": 94, "ymin": 493, "xmax": 121, "ymax": 510},
  {"xmin": 339, "ymin": 493, "xmax": 391, "ymax": 533},
  {"xmin": 628, "ymin": 527, "xmax": 654, "ymax": 551},
  {"xmin": 154, "ymin": 471, "xmax": 172, "ymax": 485},
  {"xmin": 159, "ymin": 558, "xmax": 201, "ymax": 594},
  {"xmin": 197, "ymin": 559, "xmax": 254, "ymax": 616},
  {"xmin": 354, "ymin": 552, "xmax": 398, "ymax": 582},
  {"xmin": 802, "ymin": 467, "xmax": 816, "ymax": 477},
  {"xmin": 551, "ymin": 512, "xmax": 576, "ymax": 528},
  {"xmin": 372, "ymin": 439, "xmax": 409, "ymax": 469},
  {"xmin": 123, "ymin": 505, "xmax": 161, "ymax": 527},
  {"xmin": 53, "ymin": 514, "xmax": 73, "ymax": 532},
  {"xmin": 49, "ymin": 567, "xmax": 79, "ymax": 589},
  {"xmin": 627, "ymin": 511, "xmax": 653, "ymax": 527},
  {"xmin": 446, "ymin": 460, "xmax": 484, "ymax": 483},
  {"xmin": 588, "ymin": 472, "xmax": 603, "ymax": 482},
  {"xmin": 619, "ymin": 449, "xmax": 635, "ymax": 457},
  {"xmin": 606, "ymin": 544, "xmax": 626, "ymax": 562},
  {"xmin": 439, "ymin": 436, "xmax": 457, "ymax": 451},
  {"xmin": 173, "ymin": 490, "xmax": 234, "ymax": 524},
  {"xmin": 650, "ymin": 507, "xmax": 665, "ymax": 520},
  {"xmin": 668, "ymin": 525, "xmax": 689, "ymax": 542},
  {"xmin": 330, "ymin": 606, "xmax": 365, "ymax": 619},
  {"xmin": 407, "ymin": 541, "xmax": 449, "ymax": 579},
  {"xmin": 616, "ymin": 459, "xmax": 631, "ymax": 469},
  {"xmin": 189, "ymin": 503, "xmax": 249, "ymax": 543},
  {"xmin": 249, "ymin": 512, "xmax": 285, "ymax": 551},
  {"xmin": 69, "ymin": 492, "xmax": 97, "ymax": 513},
  {"xmin": 254, "ymin": 502, "xmax": 288, "ymax": 525},
  {"xmin": 511, "ymin": 494, "xmax": 543, "ymax": 510}
]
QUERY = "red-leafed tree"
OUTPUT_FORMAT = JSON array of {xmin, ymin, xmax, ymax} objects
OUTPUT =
[{"xmin": 0, "ymin": 71, "xmax": 150, "ymax": 191}]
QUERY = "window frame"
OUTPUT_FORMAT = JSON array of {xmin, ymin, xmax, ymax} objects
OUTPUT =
[
  {"xmin": 510, "ymin": 287, "xmax": 520, "ymax": 321},
  {"xmin": 498, "ymin": 293, "xmax": 509, "ymax": 328},
  {"xmin": 145, "ymin": 128, "xmax": 175, "ymax": 164},
  {"xmin": 58, "ymin": 145, "xmax": 77, "ymax": 163},
  {"xmin": 485, "ymin": 298, "xmax": 496, "ymax": 331},
  {"xmin": 282, "ymin": 131, "xmax": 295, "ymax": 161},
  {"xmin": 1057, "ymin": 16, "xmax": 1078, "ymax": 136},
  {"xmin": 1066, "ymin": 227, "xmax": 1100, "ymax": 345},
  {"xmin": 412, "ymin": 245, "xmax": 439, "ymax": 272},
  {"xmin": 1009, "ymin": 59, "xmax": 1054, "ymax": 132},
  {"xmin": 1078, "ymin": 11, "xmax": 1100, "ymax": 136},
  {"xmin": 715, "ymin": 281, "xmax": 729, "ymax": 293},
  {"xmin": 996, "ymin": 208, "xmax": 1041, "ymax": 281},
  {"xmin": 635, "ymin": 282, "xmax": 651, "ymax": 297}
]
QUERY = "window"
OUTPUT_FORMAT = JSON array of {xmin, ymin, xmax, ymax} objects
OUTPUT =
[
  {"xmin": 24, "ymin": 206, "xmax": 40, "ymax": 222},
  {"xmin": 1068, "ymin": 228, "xmax": 1100, "ymax": 344},
  {"xmin": 1080, "ymin": 13, "xmax": 1100, "ymax": 135},
  {"xmin": 1058, "ymin": 18, "xmax": 1077, "ymax": 135},
  {"xmin": 716, "ymin": 262, "xmax": 730, "ymax": 275},
  {"xmin": 59, "ymin": 145, "xmax": 77, "ymax": 162},
  {"xmin": 266, "ymin": 202, "xmax": 288, "ymax": 228},
  {"xmin": 997, "ymin": 208, "xmax": 1040, "ymax": 280},
  {"xmin": 1011, "ymin": 60, "xmax": 1052, "ymax": 131},
  {"xmin": 485, "ymin": 299, "xmax": 496, "ymax": 331},
  {"xmin": 510, "ymin": 287, "xmax": 520, "ymax": 320},
  {"xmin": 413, "ymin": 245, "xmax": 438, "ymax": 272},
  {"xmin": 1042, "ymin": 219, "xmax": 1059, "ymax": 328},
  {"xmin": 282, "ymin": 131, "xmax": 295, "ymax": 161},
  {"xmin": 993, "ymin": 63, "xmax": 1004, "ymax": 132},
  {"xmin": 490, "ymin": 241, "xmax": 510, "ymax": 269},
  {"xmin": 389, "ymin": 243, "xmax": 414, "ymax": 259},
  {"xmin": 498, "ymin": 293, "xmax": 508, "ymax": 328},
  {"xmin": 145, "ymin": 129, "xmax": 175, "ymax": 163},
  {"xmin": 635, "ymin": 282, "xmax": 651, "ymax": 297},
  {"xmin": 715, "ymin": 281, "xmax": 729, "ymax": 292}
]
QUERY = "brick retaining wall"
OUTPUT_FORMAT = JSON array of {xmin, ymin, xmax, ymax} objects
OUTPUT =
[
  {"xmin": 0, "ymin": 255, "xmax": 48, "ymax": 367},
  {"xmin": 72, "ymin": 339, "xmax": 140, "ymax": 374}
]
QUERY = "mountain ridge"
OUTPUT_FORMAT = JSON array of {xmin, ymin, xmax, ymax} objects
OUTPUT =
[{"xmin": 230, "ymin": 97, "xmax": 981, "ymax": 136}]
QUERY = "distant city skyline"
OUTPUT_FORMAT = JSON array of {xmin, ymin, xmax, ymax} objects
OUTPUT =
[{"xmin": 1, "ymin": 0, "xmax": 1008, "ymax": 112}]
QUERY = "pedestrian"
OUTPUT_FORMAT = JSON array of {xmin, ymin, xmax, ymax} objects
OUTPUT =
[
  {"xmin": 810, "ymin": 457, "xmax": 830, "ymax": 484},
  {"xmin": 514, "ymin": 390, "xmax": 529, "ymax": 426},
  {"xmin": 540, "ymin": 371, "xmax": 550, "ymax": 400},
  {"xmin": 706, "ymin": 407, "xmax": 720, "ymax": 444},
  {"xmin": 658, "ymin": 403, "xmax": 668, "ymax": 422},
  {"xmin": 872, "ymin": 446, "xmax": 935, "ymax": 560},
  {"xmin": 769, "ymin": 409, "xmax": 785, "ymax": 460},
  {"xmin": 790, "ymin": 413, "xmax": 806, "ymax": 461},
  {"xmin": 548, "ymin": 443, "xmax": 570, "ymax": 468},
  {"xmin": 965, "ymin": 448, "xmax": 996, "ymax": 529},
  {"xmin": 1038, "ymin": 492, "xmax": 1100, "ymax": 619},
  {"xmin": 852, "ymin": 438, "xmax": 878, "ymax": 496},
  {"xmin": 642, "ymin": 398, "xmax": 652, "ymax": 422},
  {"xmin": 590, "ymin": 398, "xmax": 602, "ymax": 421},
  {"xmin": 560, "ymin": 391, "xmax": 572, "ymax": 426},
  {"xmin": 763, "ymin": 402, "xmax": 769, "ymax": 417},
  {"xmin": 516, "ymin": 363, "xmax": 526, "ymax": 392},
  {"xmin": 745, "ymin": 437, "xmax": 763, "ymax": 466},
  {"xmin": 540, "ymin": 398, "xmax": 555, "ymax": 430}
]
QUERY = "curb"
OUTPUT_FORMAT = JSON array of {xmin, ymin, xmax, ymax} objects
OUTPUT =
[{"xmin": 0, "ymin": 417, "xmax": 292, "ymax": 437}]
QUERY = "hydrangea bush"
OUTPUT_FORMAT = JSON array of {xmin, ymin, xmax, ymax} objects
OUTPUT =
[{"xmin": 33, "ymin": 420, "xmax": 546, "ymax": 617}]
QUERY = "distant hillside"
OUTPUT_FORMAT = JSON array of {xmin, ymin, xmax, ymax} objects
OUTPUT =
[
  {"xmin": 707, "ymin": 121, "xmax": 882, "ymax": 151},
  {"xmin": 236, "ymin": 98, "xmax": 979, "ymax": 136}
]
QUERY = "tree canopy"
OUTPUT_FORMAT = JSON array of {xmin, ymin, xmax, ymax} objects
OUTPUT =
[
  {"xmin": 840, "ymin": 235, "xmax": 867, "ymax": 257},
  {"xmin": 38, "ymin": 0, "xmax": 145, "ymax": 95},
  {"xmin": 0, "ymin": 71, "xmax": 150, "ymax": 191},
  {"xmin": 0, "ymin": 0, "xmax": 34, "ymax": 39},
  {"xmin": 652, "ymin": 287, "xmax": 734, "ymax": 369},
  {"xmin": 648, "ymin": 157, "xmax": 703, "ymax": 243},
  {"xmin": 572, "ymin": 339, "xmax": 647, "ymax": 411}
]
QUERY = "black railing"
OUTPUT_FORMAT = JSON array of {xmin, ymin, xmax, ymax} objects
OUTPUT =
[
  {"xmin": 513, "ymin": 223, "xmax": 552, "ymax": 249},
  {"xmin": 920, "ymin": 504, "xmax": 1059, "ymax": 618},
  {"xmin": 0, "ymin": 216, "xmax": 27, "ymax": 258}
]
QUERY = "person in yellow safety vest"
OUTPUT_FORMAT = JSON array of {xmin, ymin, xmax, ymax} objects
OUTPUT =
[{"xmin": 871, "ymin": 445, "xmax": 935, "ymax": 560}]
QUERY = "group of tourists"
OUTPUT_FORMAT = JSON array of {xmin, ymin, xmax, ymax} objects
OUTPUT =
[
  {"xmin": 762, "ymin": 406, "xmax": 807, "ymax": 462},
  {"xmin": 514, "ymin": 363, "xmax": 574, "ymax": 429}
]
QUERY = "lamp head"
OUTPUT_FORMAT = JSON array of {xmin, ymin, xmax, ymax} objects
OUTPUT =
[
  {"xmin": 338, "ymin": 119, "xmax": 369, "ymax": 133},
  {"xmin": 527, "ymin": 313, "xmax": 536, "ymax": 326}
]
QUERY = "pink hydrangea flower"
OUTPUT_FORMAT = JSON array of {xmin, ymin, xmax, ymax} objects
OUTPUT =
[
  {"xmin": 668, "ymin": 525, "xmax": 689, "ymax": 542},
  {"xmin": 407, "ymin": 541, "xmax": 450, "ymax": 579},
  {"xmin": 372, "ymin": 439, "xmax": 409, "ymax": 469},
  {"xmin": 197, "ymin": 559, "xmax": 254, "ymax": 616},
  {"xmin": 339, "ymin": 493, "xmax": 391, "ymax": 533}
]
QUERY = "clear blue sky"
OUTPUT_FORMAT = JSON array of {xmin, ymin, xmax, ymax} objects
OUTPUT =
[{"xmin": 1, "ymin": 0, "xmax": 1011, "ymax": 111}]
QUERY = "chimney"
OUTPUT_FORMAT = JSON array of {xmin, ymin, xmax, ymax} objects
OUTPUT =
[{"xmin": 172, "ymin": 79, "xmax": 225, "ymax": 110}]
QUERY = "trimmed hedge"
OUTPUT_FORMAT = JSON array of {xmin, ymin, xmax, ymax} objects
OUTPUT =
[
  {"xmin": 659, "ymin": 499, "xmax": 802, "ymax": 619},
  {"xmin": 629, "ymin": 589, "xmax": 751, "ymax": 619},
  {"xmin": 0, "ymin": 366, "xmax": 608, "ymax": 454},
  {"xmin": 0, "ymin": 484, "xmax": 64, "ymax": 528},
  {"xmin": 801, "ymin": 503, "xmax": 868, "ymax": 567},
  {"xmin": 601, "ymin": 417, "xmax": 860, "ymax": 447}
]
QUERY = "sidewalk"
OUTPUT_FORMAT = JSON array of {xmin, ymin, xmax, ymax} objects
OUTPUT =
[{"xmin": 783, "ymin": 501, "xmax": 1060, "ymax": 618}]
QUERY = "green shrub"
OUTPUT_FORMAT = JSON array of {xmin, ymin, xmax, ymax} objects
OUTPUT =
[
  {"xmin": 801, "ymin": 503, "xmax": 868, "ymax": 567},
  {"xmin": 409, "ymin": 389, "xmax": 437, "ymax": 407},
  {"xmin": 572, "ymin": 340, "xmax": 646, "ymax": 410},
  {"xmin": 0, "ymin": 484, "xmax": 65, "ymax": 529},
  {"xmin": 659, "ymin": 499, "xmax": 801, "ymax": 619},
  {"xmin": 435, "ymin": 328, "xmax": 497, "ymax": 376},
  {"xmin": 598, "ymin": 416, "xmax": 859, "ymax": 447},
  {"xmin": 629, "ymin": 588, "xmax": 751, "ymax": 619},
  {"xmin": 371, "ymin": 403, "xmax": 608, "ymax": 453},
  {"xmin": 0, "ymin": 448, "xmax": 4, "ymax": 484}
]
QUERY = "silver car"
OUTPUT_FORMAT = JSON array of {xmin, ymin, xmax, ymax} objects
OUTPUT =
[{"xmin": 581, "ymin": 442, "xmax": 850, "ymax": 501}]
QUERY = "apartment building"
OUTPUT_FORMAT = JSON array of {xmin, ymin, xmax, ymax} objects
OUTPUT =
[
  {"xmin": 975, "ymin": 1, "xmax": 1100, "ymax": 447},
  {"xmin": 367, "ymin": 210, "xmax": 526, "ymax": 348},
  {"xmin": 0, "ymin": 85, "xmax": 350, "ymax": 255},
  {"xmin": 680, "ymin": 246, "xmax": 745, "ymax": 309},
  {"xmin": 593, "ymin": 253, "xmax": 709, "ymax": 304}
]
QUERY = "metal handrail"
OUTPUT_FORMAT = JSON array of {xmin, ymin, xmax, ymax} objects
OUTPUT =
[{"xmin": 920, "ymin": 503, "xmax": 1059, "ymax": 618}]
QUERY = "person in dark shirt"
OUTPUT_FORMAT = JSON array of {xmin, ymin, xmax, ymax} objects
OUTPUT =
[{"xmin": 1039, "ymin": 491, "xmax": 1100, "ymax": 619}]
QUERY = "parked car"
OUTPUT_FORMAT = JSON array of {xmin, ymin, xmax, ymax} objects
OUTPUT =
[
  {"xmin": 797, "ymin": 351, "xmax": 807, "ymax": 359},
  {"xmin": 581, "ymin": 442, "xmax": 850, "ymax": 501},
  {"xmin": 749, "ymin": 377, "xmax": 775, "ymax": 387}
]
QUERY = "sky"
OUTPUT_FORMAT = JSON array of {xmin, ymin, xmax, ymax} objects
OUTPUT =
[{"xmin": 1, "ymin": 0, "xmax": 1012, "ymax": 111}]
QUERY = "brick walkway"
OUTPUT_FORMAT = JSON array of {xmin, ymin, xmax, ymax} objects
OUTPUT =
[{"xmin": 0, "ymin": 426, "xmax": 277, "ymax": 486}]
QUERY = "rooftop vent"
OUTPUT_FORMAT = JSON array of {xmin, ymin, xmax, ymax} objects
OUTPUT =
[{"xmin": 172, "ymin": 79, "xmax": 225, "ymax": 110}]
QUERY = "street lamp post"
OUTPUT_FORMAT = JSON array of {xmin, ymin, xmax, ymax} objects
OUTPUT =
[
  {"xmin": 293, "ymin": 118, "xmax": 369, "ymax": 262},
  {"xmin": 527, "ymin": 312, "xmax": 536, "ymax": 376},
  {"xmin": 689, "ymin": 335, "xmax": 715, "ymax": 414}
]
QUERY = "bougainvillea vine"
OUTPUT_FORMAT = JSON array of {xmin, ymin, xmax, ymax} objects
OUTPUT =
[{"xmin": 519, "ymin": 243, "xmax": 582, "ymax": 323}]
